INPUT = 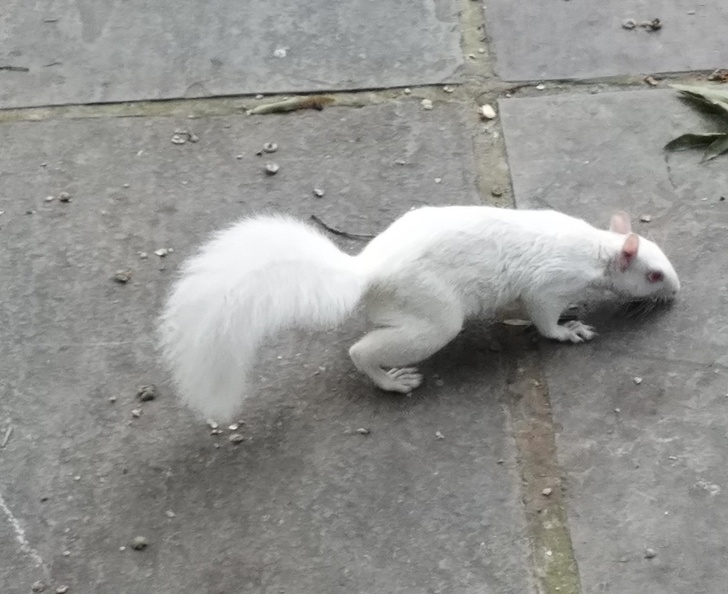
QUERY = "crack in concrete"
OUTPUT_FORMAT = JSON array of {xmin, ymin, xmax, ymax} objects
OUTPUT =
[
  {"xmin": 502, "ymin": 329, "xmax": 582, "ymax": 594},
  {"xmin": 0, "ymin": 491, "xmax": 49, "ymax": 577},
  {"xmin": 663, "ymin": 151, "xmax": 679, "ymax": 192}
]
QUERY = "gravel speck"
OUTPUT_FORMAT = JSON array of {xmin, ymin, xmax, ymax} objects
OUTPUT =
[
  {"xmin": 112, "ymin": 270, "xmax": 133, "ymax": 284},
  {"xmin": 136, "ymin": 384, "xmax": 158, "ymax": 402}
]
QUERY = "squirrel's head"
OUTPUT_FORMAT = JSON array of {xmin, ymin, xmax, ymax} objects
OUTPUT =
[{"xmin": 605, "ymin": 211, "xmax": 680, "ymax": 301}]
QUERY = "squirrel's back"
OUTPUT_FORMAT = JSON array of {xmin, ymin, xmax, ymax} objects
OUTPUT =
[{"xmin": 359, "ymin": 206, "xmax": 606, "ymax": 315}]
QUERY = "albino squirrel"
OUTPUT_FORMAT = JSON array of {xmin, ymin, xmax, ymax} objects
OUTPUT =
[{"xmin": 159, "ymin": 206, "xmax": 680, "ymax": 421}]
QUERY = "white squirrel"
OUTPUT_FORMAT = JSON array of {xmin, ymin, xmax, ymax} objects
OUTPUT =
[{"xmin": 159, "ymin": 206, "xmax": 680, "ymax": 421}]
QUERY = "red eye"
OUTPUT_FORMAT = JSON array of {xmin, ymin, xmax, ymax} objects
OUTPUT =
[{"xmin": 647, "ymin": 271, "xmax": 664, "ymax": 283}]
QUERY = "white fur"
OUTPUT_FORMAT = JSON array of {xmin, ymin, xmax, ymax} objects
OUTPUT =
[
  {"xmin": 159, "ymin": 206, "xmax": 680, "ymax": 420},
  {"xmin": 158, "ymin": 216, "xmax": 365, "ymax": 421}
]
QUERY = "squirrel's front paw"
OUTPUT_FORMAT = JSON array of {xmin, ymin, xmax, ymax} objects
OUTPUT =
[{"xmin": 554, "ymin": 321, "xmax": 596, "ymax": 343}]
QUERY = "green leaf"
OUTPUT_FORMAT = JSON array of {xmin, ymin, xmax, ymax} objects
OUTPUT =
[
  {"xmin": 664, "ymin": 133, "xmax": 726, "ymax": 151},
  {"xmin": 670, "ymin": 84, "xmax": 728, "ymax": 118},
  {"xmin": 703, "ymin": 134, "xmax": 728, "ymax": 161}
]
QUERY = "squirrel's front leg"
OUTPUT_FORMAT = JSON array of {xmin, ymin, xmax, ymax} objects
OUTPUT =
[{"xmin": 524, "ymin": 296, "xmax": 596, "ymax": 343}]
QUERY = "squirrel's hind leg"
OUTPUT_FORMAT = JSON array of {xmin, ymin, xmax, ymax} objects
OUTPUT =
[{"xmin": 349, "ymin": 310, "xmax": 463, "ymax": 393}]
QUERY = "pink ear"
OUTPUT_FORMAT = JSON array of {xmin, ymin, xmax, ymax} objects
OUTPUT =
[
  {"xmin": 618, "ymin": 233, "xmax": 640, "ymax": 271},
  {"xmin": 609, "ymin": 211, "xmax": 632, "ymax": 234}
]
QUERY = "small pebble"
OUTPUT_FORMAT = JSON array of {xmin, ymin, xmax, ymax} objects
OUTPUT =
[
  {"xmin": 55, "ymin": 587, "xmax": 69, "ymax": 594},
  {"xmin": 31, "ymin": 581, "xmax": 47, "ymax": 592},
  {"xmin": 139, "ymin": 252, "xmax": 148, "ymax": 259},
  {"xmin": 73, "ymin": 475, "xmax": 81, "ymax": 481},
  {"xmin": 619, "ymin": 556, "xmax": 629, "ymax": 563},
  {"xmin": 491, "ymin": 187, "xmax": 503, "ymax": 197},
  {"xmin": 644, "ymin": 548, "xmax": 657, "ymax": 559},
  {"xmin": 478, "ymin": 48, "xmax": 486, "ymax": 54},
  {"xmin": 154, "ymin": 248, "xmax": 169, "ymax": 257},
  {"xmin": 421, "ymin": 99, "xmax": 434, "ymax": 110},
  {"xmin": 62, "ymin": 550, "xmax": 70, "ymax": 557},
  {"xmin": 614, "ymin": 407, "xmax": 621, "ymax": 413},
  {"xmin": 228, "ymin": 423, "xmax": 239, "ymax": 431},
  {"xmin": 435, "ymin": 430, "xmax": 445, "ymax": 439},
  {"xmin": 58, "ymin": 191, "xmax": 71, "ymax": 203},
  {"xmin": 265, "ymin": 162, "xmax": 280, "ymax": 175},
  {"xmin": 131, "ymin": 409, "xmax": 141, "ymax": 418},
  {"xmin": 123, "ymin": 183, "xmax": 130, "ymax": 189},
  {"xmin": 136, "ymin": 384, "xmax": 158, "ymax": 402},
  {"xmin": 434, "ymin": 178, "xmax": 442, "ymax": 184},
  {"xmin": 130, "ymin": 536, "xmax": 148, "ymax": 551},
  {"xmin": 496, "ymin": 459, "xmax": 505, "ymax": 465},
  {"xmin": 356, "ymin": 427, "xmax": 371, "ymax": 435},
  {"xmin": 536, "ymin": 83, "xmax": 545, "ymax": 90},
  {"xmin": 119, "ymin": 546, "xmax": 126, "ymax": 551},
  {"xmin": 479, "ymin": 104, "xmax": 497, "ymax": 120},
  {"xmin": 206, "ymin": 420, "xmax": 219, "ymax": 430},
  {"xmin": 45, "ymin": 195, "xmax": 55, "ymax": 202},
  {"xmin": 404, "ymin": 88, "xmax": 411, "ymax": 95},
  {"xmin": 542, "ymin": 487, "xmax": 553, "ymax": 497},
  {"xmin": 442, "ymin": 85, "xmax": 454, "ymax": 93},
  {"xmin": 640, "ymin": 214, "xmax": 652, "ymax": 222},
  {"xmin": 171, "ymin": 134, "xmax": 187, "ymax": 145},
  {"xmin": 112, "ymin": 270, "xmax": 133, "ymax": 284},
  {"xmin": 229, "ymin": 433, "xmax": 245, "ymax": 444},
  {"xmin": 262, "ymin": 142, "xmax": 278, "ymax": 153},
  {"xmin": 255, "ymin": 94, "xmax": 264, "ymax": 99},
  {"xmin": 236, "ymin": 154, "xmax": 243, "ymax": 160},
  {"xmin": 313, "ymin": 188, "xmax": 325, "ymax": 198},
  {"xmin": 165, "ymin": 510, "xmax": 176, "ymax": 518},
  {"xmin": 633, "ymin": 377, "xmax": 643, "ymax": 385},
  {"xmin": 622, "ymin": 18, "xmax": 637, "ymax": 29},
  {"xmin": 644, "ymin": 76, "xmax": 659, "ymax": 87},
  {"xmin": 109, "ymin": 396, "xmax": 117, "ymax": 403}
]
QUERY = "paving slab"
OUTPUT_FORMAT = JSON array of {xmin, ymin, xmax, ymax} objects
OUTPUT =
[
  {"xmin": 486, "ymin": 0, "xmax": 728, "ymax": 81},
  {"xmin": 0, "ymin": 0, "xmax": 463, "ymax": 109},
  {"xmin": 0, "ymin": 103, "xmax": 533, "ymax": 594},
  {"xmin": 500, "ymin": 89, "xmax": 728, "ymax": 593}
]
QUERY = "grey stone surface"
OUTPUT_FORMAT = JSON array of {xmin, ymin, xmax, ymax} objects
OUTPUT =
[
  {"xmin": 486, "ymin": 0, "xmax": 728, "ymax": 81},
  {"xmin": 501, "ymin": 89, "xmax": 728, "ymax": 593},
  {"xmin": 0, "ymin": 0, "xmax": 463, "ymax": 109},
  {"xmin": 0, "ymin": 103, "xmax": 533, "ymax": 594}
]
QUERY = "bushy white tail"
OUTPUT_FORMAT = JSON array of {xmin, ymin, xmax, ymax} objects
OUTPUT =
[{"xmin": 159, "ymin": 216, "xmax": 366, "ymax": 421}]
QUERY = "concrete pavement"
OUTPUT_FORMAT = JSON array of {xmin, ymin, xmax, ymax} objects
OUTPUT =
[{"xmin": 2, "ymin": 1, "xmax": 728, "ymax": 593}]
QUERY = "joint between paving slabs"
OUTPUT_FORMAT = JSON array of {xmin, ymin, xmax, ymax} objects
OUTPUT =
[{"xmin": 502, "ymin": 327, "xmax": 583, "ymax": 594}]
